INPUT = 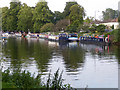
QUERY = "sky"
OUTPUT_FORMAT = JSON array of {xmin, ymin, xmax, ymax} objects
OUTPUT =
[{"xmin": 0, "ymin": 0, "xmax": 119, "ymax": 20}]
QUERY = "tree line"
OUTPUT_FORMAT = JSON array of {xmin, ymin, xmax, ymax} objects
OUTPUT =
[
  {"xmin": 1, "ymin": 1, "xmax": 85, "ymax": 33},
  {"xmin": 1, "ymin": 1, "xmax": 119, "ymax": 33}
]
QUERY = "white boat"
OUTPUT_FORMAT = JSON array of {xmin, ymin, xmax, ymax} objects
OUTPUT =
[
  {"xmin": 15, "ymin": 33, "xmax": 22, "ymax": 37},
  {"xmin": 2, "ymin": 33, "xmax": 9, "ymax": 37},
  {"xmin": 48, "ymin": 35, "xmax": 59, "ymax": 41},
  {"xmin": 68, "ymin": 34, "xmax": 79, "ymax": 41}
]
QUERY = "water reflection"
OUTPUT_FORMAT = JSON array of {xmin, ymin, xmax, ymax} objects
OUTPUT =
[
  {"xmin": 1, "ymin": 37, "xmax": 118, "ymax": 88},
  {"xmin": 2, "ymin": 37, "xmax": 52, "ymax": 72},
  {"xmin": 114, "ymin": 46, "xmax": 120, "ymax": 64}
]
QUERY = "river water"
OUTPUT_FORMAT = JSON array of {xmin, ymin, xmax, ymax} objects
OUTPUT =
[{"xmin": 1, "ymin": 37, "xmax": 119, "ymax": 88}]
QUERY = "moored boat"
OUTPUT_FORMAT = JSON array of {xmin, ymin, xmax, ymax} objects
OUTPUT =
[
  {"xmin": 15, "ymin": 32, "xmax": 22, "ymax": 37},
  {"xmin": 48, "ymin": 35, "xmax": 59, "ymax": 41},
  {"xmin": 59, "ymin": 33, "xmax": 68, "ymax": 42},
  {"xmin": 68, "ymin": 33, "xmax": 79, "ymax": 42},
  {"xmin": 79, "ymin": 35, "xmax": 110, "ymax": 45}
]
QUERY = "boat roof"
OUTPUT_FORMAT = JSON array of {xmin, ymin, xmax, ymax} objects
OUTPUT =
[{"xmin": 69, "ymin": 33, "xmax": 77, "ymax": 35}]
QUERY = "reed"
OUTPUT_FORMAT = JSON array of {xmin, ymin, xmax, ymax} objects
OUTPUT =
[{"xmin": 2, "ymin": 68, "xmax": 72, "ymax": 89}]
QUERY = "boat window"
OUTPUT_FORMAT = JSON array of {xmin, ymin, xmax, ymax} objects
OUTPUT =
[{"xmin": 71, "ymin": 34, "xmax": 77, "ymax": 37}]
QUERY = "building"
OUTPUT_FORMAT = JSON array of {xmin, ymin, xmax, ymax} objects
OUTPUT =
[{"xmin": 100, "ymin": 19, "xmax": 119, "ymax": 29}]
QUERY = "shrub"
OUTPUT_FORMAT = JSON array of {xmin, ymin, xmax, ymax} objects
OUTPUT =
[
  {"xmin": 114, "ymin": 29, "xmax": 120, "ymax": 42},
  {"xmin": 40, "ymin": 23, "xmax": 54, "ymax": 32},
  {"xmin": 2, "ymin": 69, "xmax": 72, "ymax": 89}
]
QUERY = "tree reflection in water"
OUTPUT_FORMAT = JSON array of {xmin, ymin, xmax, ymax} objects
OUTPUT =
[{"xmin": 2, "ymin": 37, "xmax": 119, "ymax": 75}]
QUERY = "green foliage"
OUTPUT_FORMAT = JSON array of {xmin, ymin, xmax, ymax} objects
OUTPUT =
[
  {"xmin": 84, "ymin": 17, "xmax": 94, "ymax": 25},
  {"xmin": 63, "ymin": 1, "xmax": 78, "ymax": 18},
  {"xmin": 40, "ymin": 23, "xmax": 54, "ymax": 32},
  {"xmin": 114, "ymin": 29, "xmax": 120, "ymax": 42},
  {"xmin": 53, "ymin": 11, "xmax": 64, "ymax": 24},
  {"xmin": 2, "ymin": 1, "xmax": 86, "ymax": 33},
  {"xmin": 66, "ymin": 20, "xmax": 79, "ymax": 32},
  {"xmin": 46, "ymin": 69, "xmax": 64, "ymax": 89},
  {"xmin": 118, "ymin": 12, "xmax": 120, "ymax": 23},
  {"xmin": 79, "ymin": 25, "xmax": 89, "ymax": 32},
  {"xmin": 2, "ymin": 82, "xmax": 17, "ymax": 88},
  {"xmin": 0, "ymin": 8, "xmax": 2, "ymax": 31},
  {"xmin": 33, "ymin": 2, "xmax": 53, "ymax": 32},
  {"xmin": 2, "ymin": 69, "xmax": 72, "ymax": 89},
  {"xmin": 7, "ymin": 2, "xmax": 21, "ymax": 31},
  {"xmin": 2, "ymin": 69, "xmax": 42, "ymax": 88},
  {"xmin": 66, "ymin": 4, "xmax": 85, "ymax": 33},
  {"xmin": 89, "ymin": 24, "xmax": 106, "ymax": 34},
  {"xmin": 96, "ymin": 24, "xmax": 106, "ymax": 33},
  {"xmin": 102, "ymin": 8, "xmax": 118, "ymax": 21},
  {"xmin": 54, "ymin": 19, "xmax": 70, "ymax": 32},
  {"xmin": 89, "ymin": 24, "xmax": 97, "ymax": 33},
  {"xmin": 17, "ymin": 3, "xmax": 33, "ymax": 32},
  {"xmin": 69, "ymin": 4, "xmax": 85, "ymax": 23},
  {"xmin": 2, "ymin": 7, "xmax": 9, "ymax": 31}
]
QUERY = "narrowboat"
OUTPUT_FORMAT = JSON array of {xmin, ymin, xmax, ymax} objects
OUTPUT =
[
  {"xmin": 68, "ymin": 34, "xmax": 79, "ymax": 42},
  {"xmin": 59, "ymin": 33, "xmax": 68, "ymax": 42},
  {"xmin": 2, "ymin": 33, "xmax": 9, "ymax": 41},
  {"xmin": 48, "ymin": 35, "xmax": 59, "ymax": 41},
  {"xmin": 79, "ymin": 35, "xmax": 110, "ymax": 45},
  {"xmin": 15, "ymin": 32, "xmax": 22, "ymax": 37}
]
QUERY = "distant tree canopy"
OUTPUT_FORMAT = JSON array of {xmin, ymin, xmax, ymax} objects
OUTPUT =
[
  {"xmin": 0, "ymin": 8, "xmax": 2, "ymax": 31},
  {"xmin": 102, "ymin": 8, "xmax": 118, "ymax": 21},
  {"xmin": 63, "ymin": 2, "xmax": 78, "ymax": 18},
  {"xmin": 2, "ymin": 7, "xmax": 9, "ymax": 31},
  {"xmin": 32, "ymin": 2, "xmax": 53, "ymax": 32},
  {"xmin": 1, "ymin": 1, "xmax": 85, "ymax": 33},
  {"xmin": 53, "ymin": 11, "xmax": 64, "ymax": 24},
  {"xmin": 118, "ymin": 12, "xmax": 120, "ymax": 23},
  {"xmin": 7, "ymin": 2, "xmax": 21, "ymax": 32},
  {"xmin": 17, "ymin": 3, "xmax": 33, "ymax": 32},
  {"xmin": 66, "ymin": 4, "xmax": 85, "ymax": 32},
  {"xmin": 54, "ymin": 19, "xmax": 70, "ymax": 32},
  {"xmin": 40, "ymin": 23, "xmax": 54, "ymax": 32}
]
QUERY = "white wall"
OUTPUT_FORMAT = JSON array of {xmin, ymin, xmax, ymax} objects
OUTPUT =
[{"xmin": 101, "ymin": 22, "xmax": 119, "ymax": 29}]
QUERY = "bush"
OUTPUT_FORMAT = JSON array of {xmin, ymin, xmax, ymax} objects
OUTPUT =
[
  {"xmin": 2, "ymin": 69, "xmax": 72, "ymax": 89},
  {"xmin": 40, "ymin": 23, "xmax": 54, "ymax": 32},
  {"xmin": 114, "ymin": 29, "xmax": 120, "ymax": 42},
  {"xmin": 2, "ymin": 69, "xmax": 42, "ymax": 88}
]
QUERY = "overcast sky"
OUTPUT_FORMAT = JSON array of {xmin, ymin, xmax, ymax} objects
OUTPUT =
[{"xmin": 0, "ymin": 0, "xmax": 119, "ymax": 20}]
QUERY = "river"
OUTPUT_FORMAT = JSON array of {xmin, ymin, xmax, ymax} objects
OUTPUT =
[{"xmin": 1, "ymin": 37, "xmax": 119, "ymax": 88}]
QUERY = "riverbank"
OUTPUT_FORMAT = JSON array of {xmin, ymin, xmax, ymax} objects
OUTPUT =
[
  {"xmin": 2, "ymin": 69, "xmax": 72, "ymax": 89},
  {"xmin": 113, "ymin": 42, "xmax": 120, "ymax": 45}
]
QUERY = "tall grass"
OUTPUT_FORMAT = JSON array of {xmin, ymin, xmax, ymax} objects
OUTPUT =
[{"xmin": 2, "ymin": 68, "xmax": 72, "ymax": 89}]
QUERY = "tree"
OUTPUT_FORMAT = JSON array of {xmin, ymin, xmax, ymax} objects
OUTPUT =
[
  {"xmin": 54, "ymin": 19, "xmax": 70, "ymax": 32},
  {"xmin": 102, "ymin": 8, "xmax": 118, "ymax": 21},
  {"xmin": 0, "ymin": 8, "xmax": 2, "ymax": 31},
  {"xmin": 63, "ymin": 1, "xmax": 78, "ymax": 18},
  {"xmin": 84, "ymin": 17, "xmax": 94, "ymax": 25},
  {"xmin": 66, "ymin": 20, "xmax": 80, "ymax": 32},
  {"xmin": 53, "ymin": 11, "xmax": 64, "ymax": 24},
  {"xmin": 69, "ymin": 4, "xmax": 85, "ymax": 23},
  {"xmin": 32, "ymin": 2, "xmax": 53, "ymax": 32},
  {"xmin": 89, "ymin": 24, "xmax": 97, "ymax": 33},
  {"xmin": 96, "ymin": 24, "xmax": 106, "ymax": 33},
  {"xmin": 114, "ymin": 29, "xmax": 120, "ymax": 42},
  {"xmin": 40, "ymin": 23, "xmax": 54, "ymax": 32},
  {"xmin": 17, "ymin": 3, "xmax": 33, "ymax": 32},
  {"xmin": 2, "ymin": 7, "xmax": 9, "ymax": 31},
  {"xmin": 66, "ymin": 4, "xmax": 85, "ymax": 32},
  {"xmin": 6, "ymin": 2, "xmax": 21, "ymax": 31}
]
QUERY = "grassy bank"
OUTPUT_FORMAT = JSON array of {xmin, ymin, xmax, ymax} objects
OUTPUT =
[{"xmin": 2, "ymin": 69, "xmax": 72, "ymax": 89}]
